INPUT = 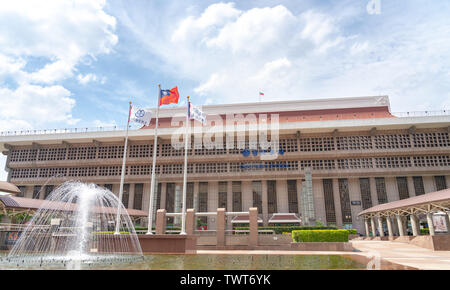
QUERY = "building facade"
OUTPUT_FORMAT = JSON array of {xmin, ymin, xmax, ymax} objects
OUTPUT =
[{"xmin": 1, "ymin": 96, "xmax": 449, "ymax": 234}]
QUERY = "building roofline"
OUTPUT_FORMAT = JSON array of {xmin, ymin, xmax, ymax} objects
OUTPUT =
[
  {"xmin": 152, "ymin": 95, "xmax": 391, "ymax": 117},
  {"xmin": 0, "ymin": 115, "xmax": 449, "ymax": 151}
]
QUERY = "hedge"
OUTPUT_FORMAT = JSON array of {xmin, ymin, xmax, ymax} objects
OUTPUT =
[
  {"xmin": 292, "ymin": 230, "xmax": 349, "ymax": 242},
  {"xmin": 345, "ymin": 229, "xmax": 357, "ymax": 235},
  {"xmin": 234, "ymin": 225, "xmax": 338, "ymax": 234},
  {"xmin": 134, "ymin": 226, "xmax": 181, "ymax": 231},
  {"xmin": 420, "ymin": 228, "xmax": 429, "ymax": 235}
]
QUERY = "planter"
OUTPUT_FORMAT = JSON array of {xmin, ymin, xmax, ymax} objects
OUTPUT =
[{"xmin": 138, "ymin": 234, "xmax": 197, "ymax": 254}]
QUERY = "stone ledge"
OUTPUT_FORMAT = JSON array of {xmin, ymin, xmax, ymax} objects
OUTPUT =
[
  {"xmin": 290, "ymin": 242, "xmax": 354, "ymax": 252},
  {"xmin": 138, "ymin": 234, "xmax": 197, "ymax": 254}
]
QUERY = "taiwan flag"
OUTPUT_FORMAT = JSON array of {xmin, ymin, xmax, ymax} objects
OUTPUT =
[{"xmin": 160, "ymin": 86, "xmax": 179, "ymax": 106}]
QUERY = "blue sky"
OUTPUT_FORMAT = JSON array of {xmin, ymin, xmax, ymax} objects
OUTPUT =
[{"xmin": 0, "ymin": 0, "xmax": 449, "ymax": 179}]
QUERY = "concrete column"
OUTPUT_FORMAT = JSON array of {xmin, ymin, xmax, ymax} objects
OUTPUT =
[
  {"xmin": 396, "ymin": 215, "xmax": 405, "ymax": 236},
  {"xmin": 160, "ymin": 182, "xmax": 167, "ymax": 210},
  {"xmin": 386, "ymin": 216, "xmax": 394, "ymax": 237},
  {"xmin": 377, "ymin": 217, "xmax": 385, "ymax": 237},
  {"xmin": 410, "ymin": 215, "xmax": 420, "ymax": 236},
  {"xmin": 276, "ymin": 179, "xmax": 288, "ymax": 213},
  {"xmin": 370, "ymin": 217, "xmax": 377, "ymax": 236},
  {"xmin": 392, "ymin": 216, "xmax": 400, "ymax": 236},
  {"xmin": 216, "ymin": 208, "xmax": 226, "ymax": 247},
  {"xmin": 174, "ymin": 184, "xmax": 182, "ymax": 226},
  {"xmin": 332, "ymin": 178, "xmax": 343, "ymax": 228},
  {"xmin": 128, "ymin": 184, "xmax": 135, "ymax": 210},
  {"xmin": 261, "ymin": 181, "xmax": 268, "ymax": 226},
  {"xmin": 155, "ymin": 209, "xmax": 166, "ymax": 235},
  {"xmin": 249, "ymin": 207, "xmax": 258, "ymax": 247},
  {"xmin": 364, "ymin": 219, "xmax": 370, "ymax": 237},
  {"xmin": 226, "ymin": 181, "xmax": 233, "ymax": 231},
  {"xmin": 194, "ymin": 182, "xmax": 199, "ymax": 211},
  {"xmin": 426, "ymin": 213, "xmax": 435, "ymax": 236},
  {"xmin": 185, "ymin": 209, "xmax": 196, "ymax": 235},
  {"xmin": 296, "ymin": 179, "xmax": 303, "ymax": 214}
]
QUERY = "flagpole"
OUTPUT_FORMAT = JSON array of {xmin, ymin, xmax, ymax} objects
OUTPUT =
[
  {"xmin": 146, "ymin": 85, "xmax": 161, "ymax": 235},
  {"xmin": 115, "ymin": 101, "xmax": 132, "ymax": 235},
  {"xmin": 180, "ymin": 96, "xmax": 190, "ymax": 235}
]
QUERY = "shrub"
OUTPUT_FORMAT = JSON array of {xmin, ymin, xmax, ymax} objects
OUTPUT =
[
  {"xmin": 420, "ymin": 228, "xmax": 429, "ymax": 235},
  {"xmin": 93, "ymin": 231, "xmax": 130, "ymax": 235},
  {"xmin": 133, "ymin": 226, "xmax": 181, "ymax": 231},
  {"xmin": 345, "ymin": 229, "xmax": 357, "ymax": 235},
  {"xmin": 292, "ymin": 230, "xmax": 349, "ymax": 243}
]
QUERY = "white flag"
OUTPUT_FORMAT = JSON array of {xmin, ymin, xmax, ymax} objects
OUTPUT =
[
  {"xmin": 130, "ymin": 106, "xmax": 152, "ymax": 126},
  {"xmin": 189, "ymin": 102, "xmax": 206, "ymax": 125}
]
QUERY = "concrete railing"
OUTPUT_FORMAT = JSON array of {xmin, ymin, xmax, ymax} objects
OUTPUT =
[
  {"xmin": 1, "ymin": 110, "xmax": 449, "ymax": 137},
  {"xmin": 157, "ymin": 207, "xmax": 259, "ymax": 247}
]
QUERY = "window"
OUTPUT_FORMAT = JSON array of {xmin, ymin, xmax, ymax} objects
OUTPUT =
[
  {"xmin": 337, "ymin": 136, "xmax": 372, "ymax": 150},
  {"xmin": 396, "ymin": 177, "xmax": 409, "ymax": 200},
  {"xmin": 122, "ymin": 184, "xmax": 130, "ymax": 208},
  {"xmin": 232, "ymin": 181, "xmax": 242, "ymax": 212},
  {"xmin": 375, "ymin": 178, "xmax": 388, "ymax": 204},
  {"xmin": 17, "ymin": 186, "xmax": 26, "ymax": 197},
  {"xmin": 434, "ymin": 176, "xmax": 447, "ymax": 191},
  {"xmin": 374, "ymin": 134, "xmax": 411, "ymax": 149},
  {"xmin": 165, "ymin": 183, "xmax": 175, "ymax": 224},
  {"xmin": 44, "ymin": 185, "xmax": 54, "ymax": 200},
  {"xmin": 129, "ymin": 144, "xmax": 150, "ymax": 158},
  {"xmin": 359, "ymin": 178, "xmax": 372, "ymax": 210},
  {"xmin": 218, "ymin": 182, "xmax": 227, "ymax": 210},
  {"xmin": 156, "ymin": 183, "xmax": 162, "ymax": 210},
  {"xmin": 287, "ymin": 180, "xmax": 299, "ymax": 213},
  {"xmin": 300, "ymin": 137, "xmax": 334, "ymax": 151},
  {"xmin": 32, "ymin": 186, "xmax": 42, "ymax": 199},
  {"xmin": 322, "ymin": 179, "xmax": 336, "ymax": 224},
  {"xmin": 198, "ymin": 182, "xmax": 208, "ymax": 224},
  {"xmin": 134, "ymin": 184, "xmax": 143, "ymax": 210},
  {"xmin": 338, "ymin": 179, "xmax": 352, "ymax": 223},
  {"xmin": 252, "ymin": 181, "xmax": 262, "ymax": 214},
  {"xmin": 267, "ymin": 180, "xmax": 277, "ymax": 214},
  {"xmin": 413, "ymin": 176, "xmax": 425, "ymax": 196}
]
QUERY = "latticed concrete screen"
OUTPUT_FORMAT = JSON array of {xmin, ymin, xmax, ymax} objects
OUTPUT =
[{"xmin": 300, "ymin": 168, "xmax": 315, "ymax": 226}]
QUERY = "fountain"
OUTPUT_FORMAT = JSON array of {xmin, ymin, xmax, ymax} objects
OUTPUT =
[{"xmin": 2, "ymin": 181, "xmax": 143, "ymax": 269}]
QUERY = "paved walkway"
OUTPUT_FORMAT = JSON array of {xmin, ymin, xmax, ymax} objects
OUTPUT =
[
  {"xmin": 351, "ymin": 240, "xmax": 450, "ymax": 270},
  {"xmin": 197, "ymin": 241, "xmax": 450, "ymax": 270}
]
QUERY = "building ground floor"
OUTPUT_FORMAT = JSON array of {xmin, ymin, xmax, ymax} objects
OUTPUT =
[{"xmin": 13, "ymin": 174, "xmax": 450, "ymax": 235}]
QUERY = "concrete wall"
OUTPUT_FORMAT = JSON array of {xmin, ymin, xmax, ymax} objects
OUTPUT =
[{"xmin": 11, "ymin": 175, "xmax": 450, "ymax": 235}]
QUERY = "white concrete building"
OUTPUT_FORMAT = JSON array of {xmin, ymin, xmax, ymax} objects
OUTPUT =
[{"xmin": 1, "ymin": 95, "xmax": 449, "ymax": 234}]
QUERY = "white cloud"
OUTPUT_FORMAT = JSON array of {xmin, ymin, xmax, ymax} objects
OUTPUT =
[
  {"xmin": 77, "ymin": 73, "xmax": 107, "ymax": 85},
  {"xmin": 118, "ymin": 1, "xmax": 450, "ymax": 112},
  {"xmin": 0, "ymin": 84, "xmax": 79, "ymax": 130},
  {"xmin": 93, "ymin": 119, "xmax": 117, "ymax": 128},
  {"xmin": 0, "ymin": 0, "xmax": 117, "ymax": 132},
  {"xmin": 300, "ymin": 10, "xmax": 336, "ymax": 45}
]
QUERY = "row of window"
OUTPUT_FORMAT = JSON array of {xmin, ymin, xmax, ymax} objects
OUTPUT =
[
  {"xmin": 9, "ymin": 155, "xmax": 450, "ymax": 179},
  {"xmin": 158, "ymin": 180, "xmax": 299, "ymax": 225},
  {"xmin": 323, "ymin": 176, "xmax": 448, "ymax": 225},
  {"xmin": 9, "ymin": 132, "xmax": 450, "ymax": 162}
]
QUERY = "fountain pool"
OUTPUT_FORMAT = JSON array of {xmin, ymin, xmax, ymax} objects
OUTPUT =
[{"xmin": 2, "ymin": 181, "xmax": 143, "ymax": 269}]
